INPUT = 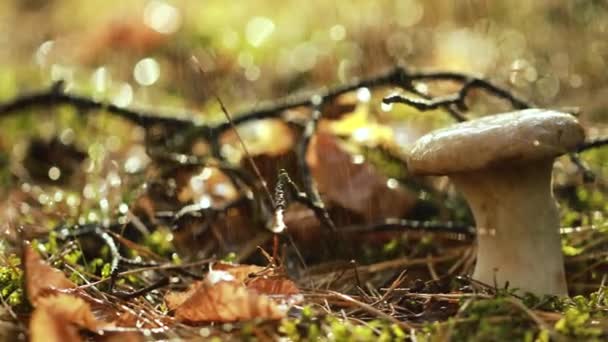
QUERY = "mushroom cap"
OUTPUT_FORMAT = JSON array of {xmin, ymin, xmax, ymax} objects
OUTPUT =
[{"xmin": 408, "ymin": 109, "xmax": 585, "ymax": 175}]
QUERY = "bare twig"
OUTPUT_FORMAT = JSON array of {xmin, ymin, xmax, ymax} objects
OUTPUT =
[{"xmin": 577, "ymin": 137, "xmax": 608, "ymax": 153}]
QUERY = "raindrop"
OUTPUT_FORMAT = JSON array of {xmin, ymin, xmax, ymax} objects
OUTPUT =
[
  {"xmin": 356, "ymin": 87, "xmax": 371, "ymax": 103},
  {"xmin": 353, "ymin": 127, "xmax": 371, "ymax": 142},
  {"xmin": 48, "ymin": 166, "xmax": 61, "ymax": 181},
  {"xmin": 352, "ymin": 154, "xmax": 365, "ymax": 164},
  {"xmin": 198, "ymin": 195, "xmax": 212, "ymax": 209},
  {"xmin": 246, "ymin": 17, "xmax": 275, "ymax": 47},
  {"xmin": 570, "ymin": 74, "xmax": 583, "ymax": 88},
  {"xmin": 88, "ymin": 212, "xmax": 99, "ymax": 222},
  {"xmin": 119, "ymin": 203, "xmax": 129, "ymax": 214},
  {"xmin": 66, "ymin": 194, "xmax": 80, "ymax": 207},
  {"xmin": 53, "ymin": 191, "xmax": 64, "ymax": 202},
  {"xmin": 245, "ymin": 65, "xmax": 261, "ymax": 81},
  {"xmin": 133, "ymin": 58, "xmax": 160, "ymax": 86},
  {"xmin": 387, "ymin": 178, "xmax": 399, "ymax": 189},
  {"xmin": 91, "ymin": 67, "xmax": 109, "ymax": 93},
  {"xmin": 111, "ymin": 83, "xmax": 133, "ymax": 108},
  {"xmin": 83, "ymin": 184, "xmax": 96, "ymax": 199},
  {"xmin": 143, "ymin": 0, "xmax": 182, "ymax": 34},
  {"xmin": 100, "ymin": 198, "xmax": 109, "ymax": 212},
  {"xmin": 381, "ymin": 101, "xmax": 393, "ymax": 112},
  {"xmin": 60, "ymin": 128, "xmax": 75, "ymax": 145},
  {"xmin": 35, "ymin": 40, "xmax": 54, "ymax": 66},
  {"xmin": 329, "ymin": 25, "xmax": 346, "ymax": 41}
]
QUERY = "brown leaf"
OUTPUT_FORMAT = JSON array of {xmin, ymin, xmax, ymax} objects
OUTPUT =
[
  {"xmin": 307, "ymin": 132, "xmax": 416, "ymax": 221},
  {"xmin": 320, "ymin": 93, "xmax": 358, "ymax": 119},
  {"xmin": 213, "ymin": 263, "xmax": 267, "ymax": 283},
  {"xmin": 96, "ymin": 331, "xmax": 144, "ymax": 342},
  {"xmin": 164, "ymin": 281, "xmax": 203, "ymax": 310},
  {"xmin": 247, "ymin": 276, "xmax": 300, "ymax": 296},
  {"xmin": 173, "ymin": 281, "xmax": 286, "ymax": 323},
  {"xmin": 24, "ymin": 244, "xmax": 76, "ymax": 305},
  {"xmin": 30, "ymin": 294, "xmax": 101, "ymax": 342}
]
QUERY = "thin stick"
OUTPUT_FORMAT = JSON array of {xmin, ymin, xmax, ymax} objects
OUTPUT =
[{"xmin": 216, "ymin": 96, "xmax": 275, "ymax": 207}]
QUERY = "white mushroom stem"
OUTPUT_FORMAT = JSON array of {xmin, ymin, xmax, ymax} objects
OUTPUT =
[{"xmin": 451, "ymin": 159, "xmax": 567, "ymax": 296}]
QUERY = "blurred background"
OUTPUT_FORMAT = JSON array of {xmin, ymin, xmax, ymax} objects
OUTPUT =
[
  {"xmin": 2, "ymin": 0, "xmax": 608, "ymax": 262},
  {"xmin": 1, "ymin": 0, "xmax": 607, "ymax": 117}
]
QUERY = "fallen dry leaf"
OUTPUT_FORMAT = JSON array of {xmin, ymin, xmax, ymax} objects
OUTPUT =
[
  {"xmin": 24, "ymin": 244, "xmax": 76, "ymax": 305},
  {"xmin": 165, "ymin": 281, "xmax": 203, "ymax": 310},
  {"xmin": 213, "ymin": 262, "xmax": 267, "ymax": 283},
  {"xmin": 307, "ymin": 132, "xmax": 416, "ymax": 221},
  {"xmin": 173, "ymin": 281, "xmax": 286, "ymax": 323},
  {"xmin": 247, "ymin": 276, "xmax": 300, "ymax": 296},
  {"xmin": 30, "ymin": 294, "xmax": 101, "ymax": 342},
  {"xmin": 96, "ymin": 331, "xmax": 144, "ymax": 342}
]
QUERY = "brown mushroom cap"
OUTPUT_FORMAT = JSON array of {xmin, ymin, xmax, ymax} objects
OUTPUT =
[{"xmin": 407, "ymin": 109, "xmax": 585, "ymax": 175}]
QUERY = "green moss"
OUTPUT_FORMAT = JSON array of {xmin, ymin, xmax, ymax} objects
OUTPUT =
[
  {"xmin": 279, "ymin": 306, "xmax": 408, "ymax": 342},
  {"xmin": 0, "ymin": 253, "xmax": 24, "ymax": 308},
  {"xmin": 143, "ymin": 227, "xmax": 176, "ymax": 257}
]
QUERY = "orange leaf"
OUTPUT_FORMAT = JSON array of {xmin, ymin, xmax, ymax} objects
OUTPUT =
[
  {"xmin": 164, "ymin": 281, "xmax": 203, "ymax": 310},
  {"xmin": 307, "ymin": 133, "xmax": 416, "ymax": 221},
  {"xmin": 30, "ymin": 294, "xmax": 101, "ymax": 342},
  {"xmin": 212, "ymin": 263, "xmax": 267, "ymax": 283},
  {"xmin": 247, "ymin": 276, "xmax": 300, "ymax": 296},
  {"xmin": 172, "ymin": 281, "xmax": 286, "ymax": 323},
  {"xmin": 24, "ymin": 244, "xmax": 76, "ymax": 305},
  {"xmin": 97, "ymin": 331, "xmax": 144, "ymax": 342}
]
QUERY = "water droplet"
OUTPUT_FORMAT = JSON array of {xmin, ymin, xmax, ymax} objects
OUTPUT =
[
  {"xmin": 133, "ymin": 58, "xmax": 160, "ymax": 86},
  {"xmin": 66, "ymin": 194, "xmax": 80, "ymax": 207},
  {"xmin": 100, "ymin": 198, "xmax": 109, "ymax": 212},
  {"xmin": 88, "ymin": 212, "xmax": 99, "ymax": 222},
  {"xmin": 353, "ymin": 127, "xmax": 370, "ymax": 142},
  {"xmin": 38, "ymin": 194, "xmax": 50, "ymax": 205},
  {"xmin": 53, "ymin": 191, "xmax": 64, "ymax": 202},
  {"xmin": 35, "ymin": 40, "xmax": 54, "ymax": 66},
  {"xmin": 245, "ymin": 65, "xmax": 261, "ymax": 81},
  {"xmin": 352, "ymin": 154, "xmax": 365, "ymax": 164},
  {"xmin": 60, "ymin": 128, "xmax": 75, "ymax": 145},
  {"xmin": 356, "ymin": 87, "xmax": 371, "ymax": 103},
  {"xmin": 381, "ymin": 101, "xmax": 393, "ymax": 112},
  {"xmin": 91, "ymin": 67, "xmax": 109, "ymax": 93},
  {"xmin": 329, "ymin": 25, "xmax": 346, "ymax": 41},
  {"xmin": 119, "ymin": 203, "xmax": 129, "ymax": 214},
  {"xmin": 387, "ymin": 178, "xmax": 399, "ymax": 189},
  {"xmin": 143, "ymin": 0, "xmax": 182, "ymax": 34},
  {"xmin": 246, "ymin": 17, "xmax": 275, "ymax": 47},
  {"xmin": 290, "ymin": 43, "xmax": 318, "ymax": 72},
  {"xmin": 395, "ymin": 0, "xmax": 424, "ymax": 27},
  {"xmin": 83, "ymin": 184, "xmax": 96, "ymax": 199},
  {"xmin": 48, "ymin": 166, "xmax": 61, "ymax": 181},
  {"xmin": 198, "ymin": 195, "xmax": 212, "ymax": 209},
  {"xmin": 111, "ymin": 83, "xmax": 133, "ymax": 108}
]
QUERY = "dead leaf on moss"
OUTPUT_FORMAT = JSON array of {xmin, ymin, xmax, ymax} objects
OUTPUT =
[
  {"xmin": 30, "ymin": 294, "xmax": 102, "ymax": 342},
  {"xmin": 24, "ymin": 244, "xmax": 76, "ymax": 305},
  {"xmin": 172, "ymin": 281, "xmax": 286, "ymax": 323}
]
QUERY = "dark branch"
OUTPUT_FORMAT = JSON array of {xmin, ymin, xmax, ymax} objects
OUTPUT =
[
  {"xmin": 0, "ymin": 88, "xmax": 194, "ymax": 129},
  {"xmin": 409, "ymin": 72, "xmax": 531, "ymax": 109},
  {"xmin": 339, "ymin": 218, "xmax": 475, "ymax": 237},
  {"xmin": 383, "ymin": 93, "xmax": 463, "ymax": 112},
  {"xmin": 113, "ymin": 276, "xmax": 170, "ymax": 300},
  {"xmin": 295, "ymin": 108, "xmax": 338, "ymax": 233},
  {"xmin": 577, "ymin": 138, "xmax": 608, "ymax": 153}
]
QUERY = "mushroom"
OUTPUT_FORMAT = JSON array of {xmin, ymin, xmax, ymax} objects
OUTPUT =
[{"xmin": 407, "ymin": 109, "xmax": 585, "ymax": 296}]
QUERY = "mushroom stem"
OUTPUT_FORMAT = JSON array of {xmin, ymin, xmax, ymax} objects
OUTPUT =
[{"xmin": 451, "ymin": 159, "xmax": 567, "ymax": 296}]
